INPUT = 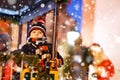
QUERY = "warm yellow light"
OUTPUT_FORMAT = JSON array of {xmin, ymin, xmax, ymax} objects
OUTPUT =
[{"xmin": 67, "ymin": 31, "xmax": 80, "ymax": 46}]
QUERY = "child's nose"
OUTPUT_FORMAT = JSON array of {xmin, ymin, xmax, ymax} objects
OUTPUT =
[{"xmin": 36, "ymin": 33, "xmax": 39, "ymax": 35}]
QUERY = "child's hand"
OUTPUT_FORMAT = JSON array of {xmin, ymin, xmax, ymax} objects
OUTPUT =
[
  {"xmin": 97, "ymin": 67, "xmax": 107, "ymax": 77},
  {"xmin": 36, "ymin": 49, "xmax": 41, "ymax": 55},
  {"xmin": 13, "ymin": 64, "xmax": 22, "ymax": 72}
]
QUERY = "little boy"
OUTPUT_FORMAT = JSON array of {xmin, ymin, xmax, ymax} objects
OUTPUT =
[{"xmin": 22, "ymin": 22, "xmax": 63, "ymax": 68}]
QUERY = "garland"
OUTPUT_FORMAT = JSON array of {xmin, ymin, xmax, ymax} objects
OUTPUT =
[
  {"xmin": 0, "ymin": 53, "xmax": 11, "ymax": 63},
  {"xmin": 0, "ymin": 51, "xmax": 51, "ymax": 79},
  {"xmin": 0, "ymin": 15, "xmax": 19, "ymax": 24}
]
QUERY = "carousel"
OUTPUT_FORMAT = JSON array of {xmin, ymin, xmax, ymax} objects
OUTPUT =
[{"xmin": 0, "ymin": 0, "xmax": 67, "ymax": 80}]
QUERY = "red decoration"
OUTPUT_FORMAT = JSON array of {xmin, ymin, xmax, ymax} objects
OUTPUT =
[
  {"xmin": 39, "ymin": 46, "xmax": 48, "ymax": 51},
  {"xmin": 2, "ymin": 59, "xmax": 14, "ymax": 80},
  {"xmin": 0, "ymin": 20, "xmax": 10, "ymax": 33},
  {"xmin": 97, "ymin": 59, "xmax": 115, "ymax": 80}
]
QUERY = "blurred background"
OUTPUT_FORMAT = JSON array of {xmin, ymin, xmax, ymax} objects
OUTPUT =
[{"xmin": 0, "ymin": 0, "xmax": 120, "ymax": 80}]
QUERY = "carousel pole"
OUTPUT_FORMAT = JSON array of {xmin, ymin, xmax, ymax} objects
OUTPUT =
[
  {"xmin": 52, "ymin": 1, "xmax": 57, "ymax": 60},
  {"xmin": 10, "ymin": 64, "xmax": 12, "ymax": 80},
  {"xmin": 51, "ymin": 0, "xmax": 59, "ymax": 70},
  {"xmin": 49, "ymin": 1, "xmax": 59, "ymax": 80},
  {"xmin": 20, "ymin": 54, "xmax": 24, "ymax": 80},
  {"xmin": 0, "ymin": 65, "xmax": 2, "ymax": 80}
]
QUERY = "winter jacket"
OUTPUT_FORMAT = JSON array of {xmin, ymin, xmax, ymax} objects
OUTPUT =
[{"xmin": 21, "ymin": 38, "xmax": 64, "ymax": 65}]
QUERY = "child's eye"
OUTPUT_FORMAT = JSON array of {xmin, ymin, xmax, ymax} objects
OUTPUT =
[
  {"xmin": 38, "ymin": 31, "xmax": 42, "ymax": 34},
  {"xmin": 32, "ymin": 31, "xmax": 36, "ymax": 33}
]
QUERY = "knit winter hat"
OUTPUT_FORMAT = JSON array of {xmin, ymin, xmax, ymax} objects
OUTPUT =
[{"xmin": 28, "ymin": 22, "xmax": 46, "ymax": 37}]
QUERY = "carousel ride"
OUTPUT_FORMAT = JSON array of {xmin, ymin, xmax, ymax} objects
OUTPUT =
[{"xmin": 0, "ymin": 0, "xmax": 66, "ymax": 80}]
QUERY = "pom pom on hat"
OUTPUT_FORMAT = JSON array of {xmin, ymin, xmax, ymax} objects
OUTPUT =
[
  {"xmin": 28, "ymin": 22, "xmax": 46, "ymax": 37},
  {"xmin": 30, "ymin": 16, "xmax": 45, "ymax": 25}
]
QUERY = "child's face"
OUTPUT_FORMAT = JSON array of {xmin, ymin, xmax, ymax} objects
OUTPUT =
[{"xmin": 30, "ymin": 29, "xmax": 44, "ymax": 38}]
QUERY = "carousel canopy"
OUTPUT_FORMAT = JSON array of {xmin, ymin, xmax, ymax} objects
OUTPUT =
[{"xmin": 0, "ymin": 0, "xmax": 56, "ymax": 23}]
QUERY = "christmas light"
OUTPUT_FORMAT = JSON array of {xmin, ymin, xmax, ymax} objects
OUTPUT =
[
  {"xmin": 73, "ymin": 55, "xmax": 82, "ymax": 63},
  {"xmin": 67, "ymin": 31, "xmax": 80, "ymax": 46}
]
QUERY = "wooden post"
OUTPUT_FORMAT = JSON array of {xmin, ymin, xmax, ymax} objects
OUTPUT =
[
  {"xmin": 20, "ymin": 58, "xmax": 23, "ymax": 80},
  {"xmin": 0, "ymin": 66, "xmax": 2, "ymax": 80}
]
